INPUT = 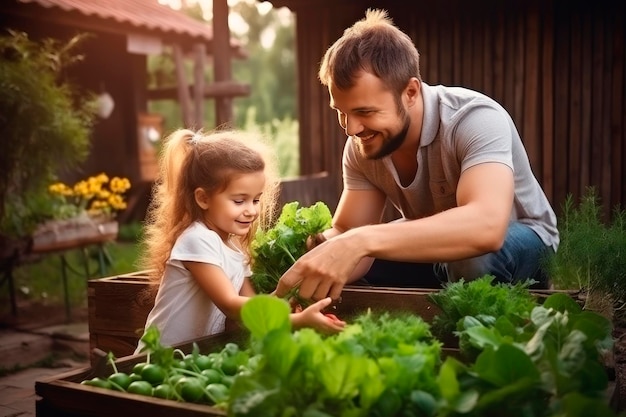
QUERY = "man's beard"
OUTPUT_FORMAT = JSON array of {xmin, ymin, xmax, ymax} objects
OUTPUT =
[{"xmin": 359, "ymin": 108, "xmax": 411, "ymax": 160}]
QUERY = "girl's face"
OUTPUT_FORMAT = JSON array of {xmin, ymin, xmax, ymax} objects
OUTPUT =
[{"xmin": 196, "ymin": 171, "xmax": 266, "ymax": 242}]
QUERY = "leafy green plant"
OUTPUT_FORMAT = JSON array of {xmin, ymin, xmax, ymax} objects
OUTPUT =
[
  {"xmin": 546, "ymin": 187, "xmax": 626, "ymax": 308},
  {"xmin": 230, "ymin": 296, "xmax": 442, "ymax": 417},
  {"xmin": 85, "ymin": 325, "xmax": 251, "ymax": 407},
  {"xmin": 85, "ymin": 292, "xmax": 616, "ymax": 416},
  {"xmin": 250, "ymin": 201, "xmax": 332, "ymax": 294},
  {"xmin": 428, "ymin": 275, "xmax": 538, "ymax": 345},
  {"xmin": 439, "ymin": 293, "xmax": 615, "ymax": 417},
  {"xmin": 0, "ymin": 30, "xmax": 97, "ymax": 238}
]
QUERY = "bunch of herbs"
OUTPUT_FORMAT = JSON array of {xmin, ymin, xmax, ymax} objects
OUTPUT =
[{"xmin": 250, "ymin": 201, "xmax": 332, "ymax": 294}]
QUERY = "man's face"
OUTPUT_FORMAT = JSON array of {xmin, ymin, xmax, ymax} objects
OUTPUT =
[{"xmin": 329, "ymin": 71, "xmax": 410, "ymax": 160}]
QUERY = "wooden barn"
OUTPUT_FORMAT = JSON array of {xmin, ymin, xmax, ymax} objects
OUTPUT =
[
  {"xmin": 0, "ymin": 0, "xmax": 250, "ymax": 221},
  {"xmin": 270, "ymin": 0, "xmax": 626, "ymax": 220}
]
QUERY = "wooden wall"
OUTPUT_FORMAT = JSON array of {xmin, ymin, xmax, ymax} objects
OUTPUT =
[{"xmin": 275, "ymin": 0, "xmax": 625, "ymax": 221}]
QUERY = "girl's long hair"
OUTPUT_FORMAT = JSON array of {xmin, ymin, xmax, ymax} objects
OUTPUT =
[{"xmin": 139, "ymin": 128, "xmax": 280, "ymax": 281}]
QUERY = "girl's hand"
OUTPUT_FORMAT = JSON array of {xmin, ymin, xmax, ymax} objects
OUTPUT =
[
  {"xmin": 292, "ymin": 297, "xmax": 346, "ymax": 334},
  {"xmin": 305, "ymin": 232, "xmax": 327, "ymax": 251}
]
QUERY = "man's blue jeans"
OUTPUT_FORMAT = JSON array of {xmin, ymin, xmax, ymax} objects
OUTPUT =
[
  {"xmin": 361, "ymin": 222, "xmax": 553, "ymax": 289},
  {"xmin": 434, "ymin": 222, "xmax": 552, "ymax": 288}
]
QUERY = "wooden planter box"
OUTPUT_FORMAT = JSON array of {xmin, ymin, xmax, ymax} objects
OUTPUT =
[
  {"xmin": 86, "ymin": 271, "xmax": 444, "ymax": 363},
  {"xmin": 32, "ymin": 217, "xmax": 118, "ymax": 254},
  {"xmin": 37, "ymin": 273, "xmax": 616, "ymax": 416},
  {"xmin": 87, "ymin": 271, "xmax": 158, "ymax": 362},
  {"xmin": 86, "ymin": 271, "xmax": 582, "ymax": 364},
  {"xmin": 36, "ymin": 331, "xmax": 244, "ymax": 417},
  {"xmin": 43, "ymin": 282, "xmax": 447, "ymax": 417}
]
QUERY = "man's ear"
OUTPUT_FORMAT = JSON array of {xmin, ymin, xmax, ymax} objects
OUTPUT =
[
  {"xmin": 405, "ymin": 77, "xmax": 421, "ymax": 107},
  {"xmin": 194, "ymin": 187, "xmax": 210, "ymax": 210}
]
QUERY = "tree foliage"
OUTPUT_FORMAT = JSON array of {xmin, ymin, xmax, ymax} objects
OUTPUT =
[
  {"xmin": 0, "ymin": 30, "xmax": 96, "ymax": 237},
  {"xmin": 230, "ymin": 1, "xmax": 297, "ymax": 126},
  {"xmin": 147, "ymin": 1, "xmax": 299, "ymax": 176}
]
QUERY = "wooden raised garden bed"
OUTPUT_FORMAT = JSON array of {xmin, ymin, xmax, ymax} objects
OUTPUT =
[
  {"xmin": 35, "ymin": 271, "xmax": 618, "ymax": 416},
  {"xmin": 86, "ymin": 271, "xmax": 450, "ymax": 363},
  {"xmin": 43, "ymin": 279, "xmax": 449, "ymax": 417}
]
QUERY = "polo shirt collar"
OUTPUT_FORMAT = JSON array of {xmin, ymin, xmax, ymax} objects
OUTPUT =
[{"xmin": 419, "ymin": 82, "xmax": 439, "ymax": 147}]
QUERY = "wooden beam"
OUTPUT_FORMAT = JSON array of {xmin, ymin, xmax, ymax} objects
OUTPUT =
[
  {"xmin": 172, "ymin": 44, "xmax": 193, "ymax": 127},
  {"xmin": 213, "ymin": 0, "xmax": 234, "ymax": 126},
  {"xmin": 193, "ymin": 43, "xmax": 206, "ymax": 127},
  {"xmin": 146, "ymin": 81, "xmax": 251, "ymax": 100}
]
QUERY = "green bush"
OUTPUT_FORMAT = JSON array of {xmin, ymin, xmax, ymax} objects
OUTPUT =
[
  {"xmin": 0, "ymin": 30, "xmax": 96, "ymax": 238},
  {"xmin": 547, "ymin": 187, "xmax": 626, "ymax": 304}
]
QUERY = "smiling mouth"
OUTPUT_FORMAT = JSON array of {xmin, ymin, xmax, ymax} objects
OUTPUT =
[{"xmin": 356, "ymin": 133, "xmax": 376, "ymax": 142}]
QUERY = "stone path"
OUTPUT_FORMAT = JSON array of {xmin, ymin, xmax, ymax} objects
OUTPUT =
[{"xmin": 0, "ymin": 306, "xmax": 90, "ymax": 417}]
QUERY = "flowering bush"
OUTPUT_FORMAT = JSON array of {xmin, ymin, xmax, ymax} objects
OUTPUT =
[{"xmin": 47, "ymin": 173, "xmax": 131, "ymax": 220}]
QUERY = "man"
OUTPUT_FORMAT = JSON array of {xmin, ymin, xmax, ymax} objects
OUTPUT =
[{"xmin": 276, "ymin": 9, "xmax": 559, "ymax": 301}]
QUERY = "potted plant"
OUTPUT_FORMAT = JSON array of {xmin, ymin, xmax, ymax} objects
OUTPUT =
[
  {"xmin": 0, "ymin": 30, "xmax": 97, "ymax": 258},
  {"xmin": 33, "ymin": 173, "xmax": 132, "ymax": 251}
]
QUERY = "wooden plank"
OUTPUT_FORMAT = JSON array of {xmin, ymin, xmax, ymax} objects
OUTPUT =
[
  {"xmin": 580, "ymin": 12, "xmax": 593, "ymax": 192},
  {"xmin": 279, "ymin": 173, "xmax": 334, "ymax": 208},
  {"xmin": 193, "ymin": 43, "xmax": 206, "ymax": 128},
  {"xmin": 540, "ymin": 0, "xmax": 555, "ymax": 203},
  {"xmin": 212, "ymin": 0, "xmax": 233, "ymax": 126},
  {"xmin": 426, "ymin": 8, "xmax": 440, "ymax": 84},
  {"xmin": 522, "ymin": 4, "xmax": 541, "ymax": 173},
  {"xmin": 173, "ymin": 44, "xmax": 193, "ymax": 127},
  {"xmin": 146, "ymin": 81, "xmax": 251, "ymax": 100},
  {"xmin": 471, "ymin": 8, "xmax": 483, "ymax": 92},
  {"xmin": 615, "ymin": 13, "xmax": 626, "ymax": 210},
  {"xmin": 513, "ymin": 2, "xmax": 525, "ymax": 131},
  {"xmin": 553, "ymin": 7, "xmax": 570, "ymax": 209},
  {"xmin": 503, "ymin": 10, "xmax": 516, "ymax": 120},
  {"xmin": 452, "ymin": 5, "xmax": 463, "ymax": 83},
  {"xmin": 334, "ymin": 286, "xmax": 441, "ymax": 324},
  {"xmin": 438, "ymin": 4, "xmax": 454, "ymax": 86},
  {"xmin": 481, "ymin": 7, "xmax": 494, "ymax": 98},
  {"xmin": 568, "ymin": 9, "xmax": 582, "ymax": 197},
  {"xmin": 590, "ymin": 9, "xmax": 605, "ymax": 196},
  {"xmin": 492, "ymin": 6, "xmax": 506, "ymax": 103},
  {"xmin": 87, "ymin": 273, "xmax": 156, "ymax": 362},
  {"xmin": 600, "ymin": 11, "xmax": 614, "ymax": 219}
]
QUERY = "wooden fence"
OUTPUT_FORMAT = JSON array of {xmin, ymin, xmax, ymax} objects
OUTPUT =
[{"xmin": 278, "ymin": 0, "xmax": 625, "ymax": 222}]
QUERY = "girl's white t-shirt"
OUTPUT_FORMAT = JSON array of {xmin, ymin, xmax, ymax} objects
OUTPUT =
[{"xmin": 136, "ymin": 221, "xmax": 249, "ymax": 351}]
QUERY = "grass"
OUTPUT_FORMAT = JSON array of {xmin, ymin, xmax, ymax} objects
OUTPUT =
[{"xmin": 0, "ymin": 222, "xmax": 144, "ymax": 317}]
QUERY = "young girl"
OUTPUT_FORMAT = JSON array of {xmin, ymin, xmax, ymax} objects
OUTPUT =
[{"xmin": 136, "ymin": 128, "xmax": 344, "ymax": 351}]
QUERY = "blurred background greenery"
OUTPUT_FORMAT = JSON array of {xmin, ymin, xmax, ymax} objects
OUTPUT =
[{"xmin": 0, "ymin": 1, "xmax": 301, "ymax": 318}]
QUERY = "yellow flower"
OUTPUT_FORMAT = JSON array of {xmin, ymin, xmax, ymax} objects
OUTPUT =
[{"xmin": 47, "ymin": 173, "xmax": 132, "ymax": 220}]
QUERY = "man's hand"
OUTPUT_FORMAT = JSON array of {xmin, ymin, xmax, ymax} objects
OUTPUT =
[{"xmin": 275, "ymin": 232, "xmax": 362, "ymax": 300}]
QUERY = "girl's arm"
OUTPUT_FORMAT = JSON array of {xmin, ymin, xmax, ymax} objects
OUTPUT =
[
  {"xmin": 186, "ymin": 261, "xmax": 344, "ymax": 334},
  {"xmin": 239, "ymin": 277, "xmax": 256, "ymax": 297},
  {"xmin": 184, "ymin": 261, "xmax": 249, "ymax": 319}
]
